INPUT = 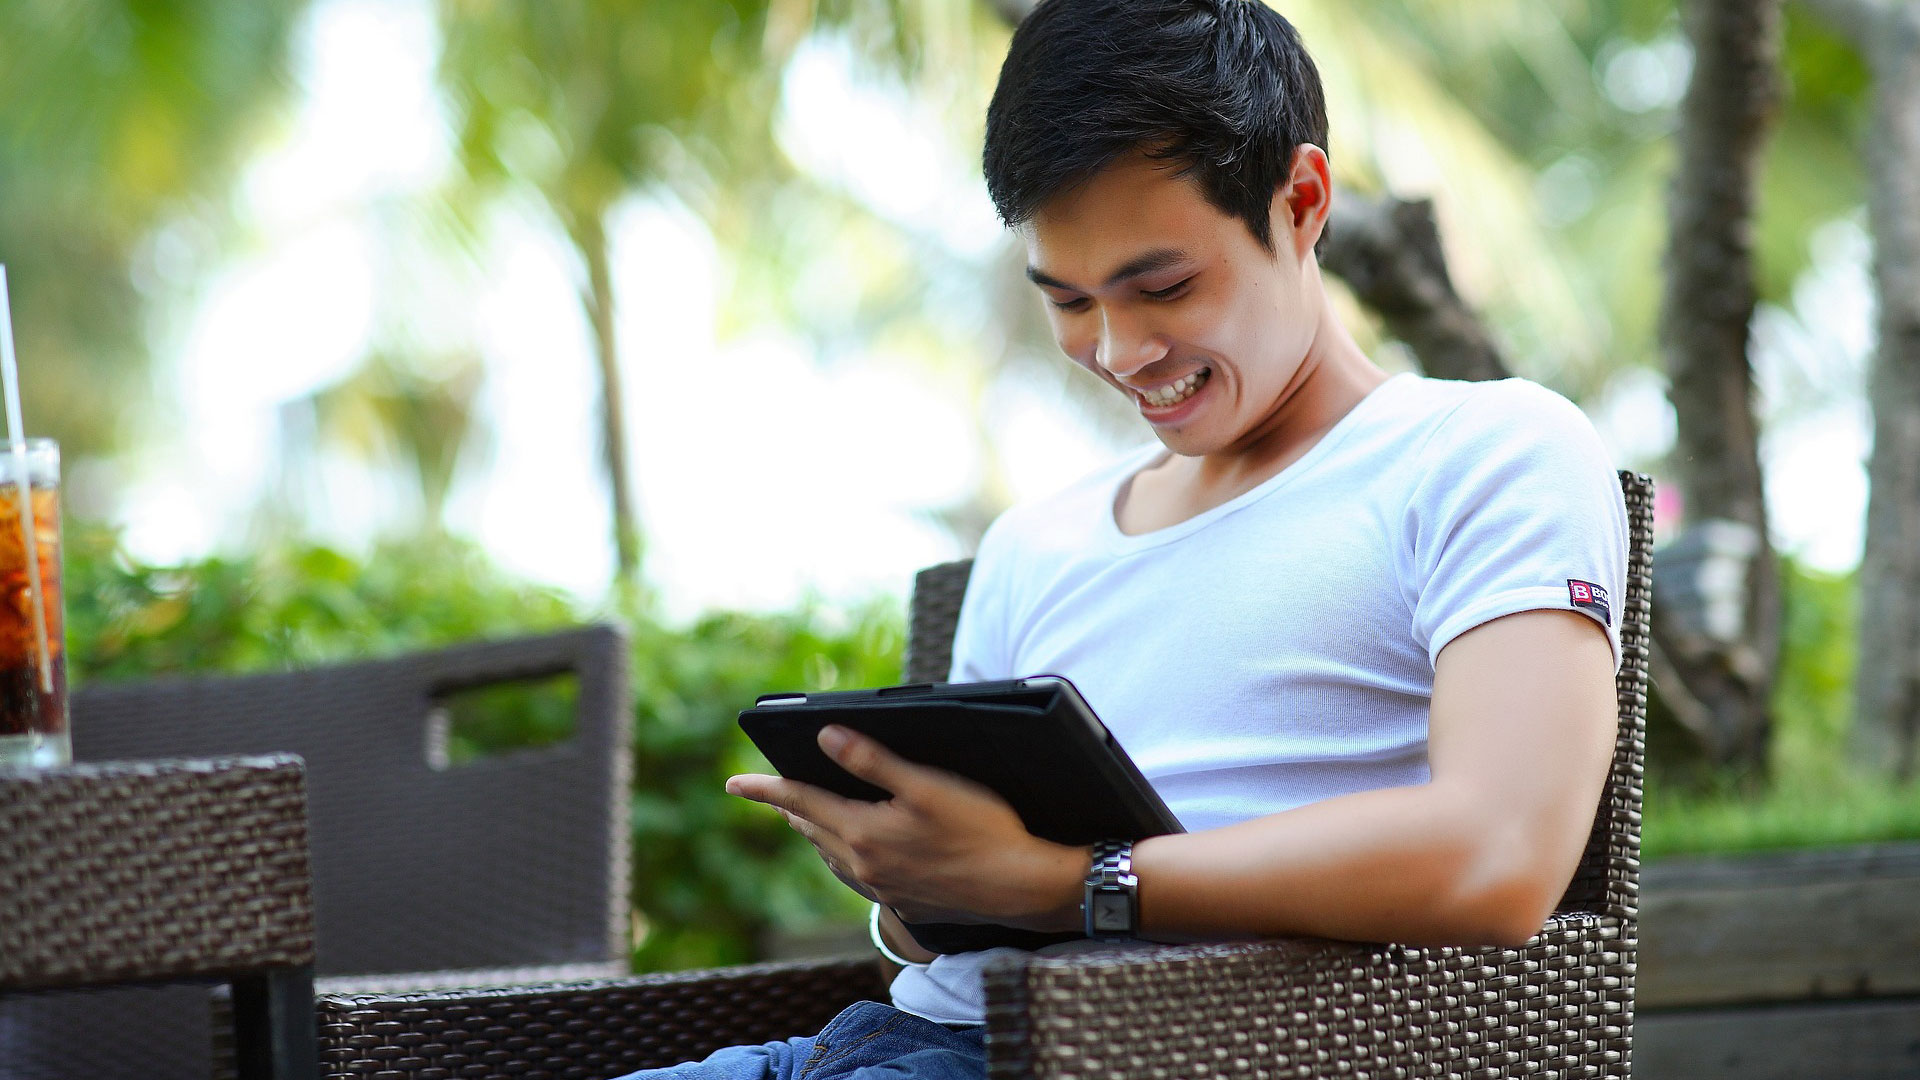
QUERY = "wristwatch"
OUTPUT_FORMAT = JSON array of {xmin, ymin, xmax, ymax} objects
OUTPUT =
[{"xmin": 1083, "ymin": 839, "xmax": 1139, "ymax": 941}]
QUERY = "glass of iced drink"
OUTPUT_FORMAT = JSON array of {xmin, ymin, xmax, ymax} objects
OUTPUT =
[{"xmin": 0, "ymin": 438, "xmax": 65, "ymax": 767}]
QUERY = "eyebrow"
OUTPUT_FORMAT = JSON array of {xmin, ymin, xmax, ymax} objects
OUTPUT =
[{"xmin": 1025, "ymin": 248, "xmax": 1192, "ymax": 293}]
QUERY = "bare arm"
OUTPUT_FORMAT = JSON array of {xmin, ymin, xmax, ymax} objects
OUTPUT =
[
  {"xmin": 730, "ymin": 607, "xmax": 1616, "ymax": 948},
  {"xmin": 1134, "ymin": 609, "xmax": 1617, "ymax": 946}
]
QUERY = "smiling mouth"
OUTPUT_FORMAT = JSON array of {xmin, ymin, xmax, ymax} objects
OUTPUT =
[{"xmin": 1135, "ymin": 368, "xmax": 1211, "ymax": 408}]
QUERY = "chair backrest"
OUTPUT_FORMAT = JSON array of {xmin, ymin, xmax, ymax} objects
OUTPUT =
[
  {"xmin": 903, "ymin": 472, "xmax": 1652, "ymax": 922},
  {"xmin": 1565, "ymin": 471, "xmax": 1652, "ymax": 919},
  {"xmin": 71, "ymin": 624, "xmax": 631, "ymax": 974}
]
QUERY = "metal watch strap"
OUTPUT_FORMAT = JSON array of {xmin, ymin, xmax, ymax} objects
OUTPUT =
[{"xmin": 1083, "ymin": 839, "xmax": 1138, "ymax": 941}]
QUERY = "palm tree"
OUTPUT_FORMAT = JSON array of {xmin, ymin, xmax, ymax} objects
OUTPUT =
[{"xmin": 431, "ymin": 0, "xmax": 962, "ymax": 584}]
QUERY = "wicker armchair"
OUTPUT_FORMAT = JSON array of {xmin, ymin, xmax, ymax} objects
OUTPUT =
[
  {"xmin": 6, "ymin": 626, "xmax": 631, "ymax": 1080},
  {"xmin": 311, "ymin": 473, "xmax": 1651, "ymax": 1079},
  {"xmin": 0, "ymin": 755, "xmax": 318, "ymax": 1080}
]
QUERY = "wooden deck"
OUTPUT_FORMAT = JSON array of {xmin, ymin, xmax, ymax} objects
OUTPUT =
[{"xmin": 1636, "ymin": 842, "xmax": 1920, "ymax": 1079}]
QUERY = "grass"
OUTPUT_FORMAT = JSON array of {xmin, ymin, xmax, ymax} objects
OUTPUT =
[
  {"xmin": 1643, "ymin": 771, "xmax": 1920, "ymax": 859},
  {"xmin": 1640, "ymin": 559, "xmax": 1920, "ymax": 860}
]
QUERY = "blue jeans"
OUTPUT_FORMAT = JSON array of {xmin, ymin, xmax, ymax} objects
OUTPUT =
[{"xmin": 608, "ymin": 1000, "xmax": 987, "ymax": 1080}]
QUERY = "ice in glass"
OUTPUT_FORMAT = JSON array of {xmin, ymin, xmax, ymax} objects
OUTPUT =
[{"xmin": 0, "ymin": 439, "xmax": 65, "ymax": 767}]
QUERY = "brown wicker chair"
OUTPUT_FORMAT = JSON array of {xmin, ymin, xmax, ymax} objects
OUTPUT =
[
  {"xmin": 0, "ymin": 754, "xmax": 318, "ymax": 1080},
  {"xmin": 309, "ymin": 473, "xmax": 1651, "ymax": 1079},
  {"xmin": 6, "ymin": 627, "xmax": 630, "ymax": 1080}
]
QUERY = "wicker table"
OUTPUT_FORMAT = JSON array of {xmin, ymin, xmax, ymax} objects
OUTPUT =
[{"xmin": 0, "ymin": 754, "xmax": 319, "ymax": 1080}]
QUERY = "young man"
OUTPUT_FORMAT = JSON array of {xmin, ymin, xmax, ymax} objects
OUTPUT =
[{"xmin": 615, "ymin": 0, "xmax": 1625, "ymax": 1076}]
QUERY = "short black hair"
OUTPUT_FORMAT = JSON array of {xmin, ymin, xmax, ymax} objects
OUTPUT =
[{"xmin": 983, "ymin": 0, "xmax": 1329, "ymax": 254}]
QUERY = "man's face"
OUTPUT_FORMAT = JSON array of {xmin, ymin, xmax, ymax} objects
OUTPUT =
[{"xmin": 1022, "ymin": 152, "xmax": 1321, "ymax": 459}]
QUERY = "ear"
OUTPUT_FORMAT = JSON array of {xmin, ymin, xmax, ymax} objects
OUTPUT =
[{"xmin": 1272, "ymin": 144, "xmax": 1331, "ymax": 261}]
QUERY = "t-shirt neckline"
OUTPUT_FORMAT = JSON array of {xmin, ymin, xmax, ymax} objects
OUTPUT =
[{"xmin": 1101, "ymin": 371, "xmax": 1414, "ymax": 554}]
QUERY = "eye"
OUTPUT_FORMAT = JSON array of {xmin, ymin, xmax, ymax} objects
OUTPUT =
[
  {"xmin": 1050, "ymin": 296, "xmax": 1091, "ymax": 313},
  {"xmin": 1144, "ymin": 277, "xmax": 1193, "ymax": 301}
]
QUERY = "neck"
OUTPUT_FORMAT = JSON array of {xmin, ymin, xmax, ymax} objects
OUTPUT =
[{"xmin": 1196, "ymin": 281, "xmax": 1389, "ymax": 488}]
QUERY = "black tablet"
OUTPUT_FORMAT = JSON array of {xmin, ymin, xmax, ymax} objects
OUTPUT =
[{"xmin": 738, "ymin": 674, "xmax": 1183, "ymax": 954}]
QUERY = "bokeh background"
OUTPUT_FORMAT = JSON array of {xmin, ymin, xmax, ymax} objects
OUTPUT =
[{"xmin": 6, "ymin": 0, "xmax": 1914, "ymax": 967}]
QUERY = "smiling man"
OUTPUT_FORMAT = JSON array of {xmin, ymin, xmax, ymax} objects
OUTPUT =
[{"xmin": 609, "ymin": 1, "xmax": 1626, "ymax": 1078}]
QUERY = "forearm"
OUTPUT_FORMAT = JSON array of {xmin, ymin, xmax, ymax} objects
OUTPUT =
[
  {"xmin": 1133, "ymin": 779, "xmax": 1576, "ymax": 947},
  {"xmin": 876, "ymin": 904, "xmax": 941, "ymax": 965}
]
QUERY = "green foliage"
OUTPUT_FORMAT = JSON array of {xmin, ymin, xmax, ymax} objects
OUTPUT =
[
  {"xmin": 64, "ymin": 526, "xmax": 900, "ymax": 971},
  {"xmin": 1643, "ymin": 558, "xmax": 1920, "ymax": 858},
  {"xmin": 438, "ymin": 672, "xmax": 582, "ymax": 767},
  {"xmin": 624, "ymin": 602, "xmax": 903, "ymax": 970},
  {"xmin": 1768, "ymin": 558, "xmax": 1857, "ymax": 785},
  {"xmin": 1752, "ymin": 7, "xmax": 1872, "ymax": 304},
  {"xmin": 65, "ymin": 525, "xmax": 577, "ymax": 683}
]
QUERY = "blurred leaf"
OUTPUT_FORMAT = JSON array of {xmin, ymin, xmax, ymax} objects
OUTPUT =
[{"xmin": 0, "ymin": 0, "xmax": 305, "ymax": 459}]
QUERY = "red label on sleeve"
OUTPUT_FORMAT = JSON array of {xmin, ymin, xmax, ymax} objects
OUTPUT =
[{"xmin": 1567, "ymin": 580, "xmax": 1611, "ymax": 625}]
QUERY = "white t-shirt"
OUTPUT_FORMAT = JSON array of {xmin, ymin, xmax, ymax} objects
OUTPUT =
[{"xmin": 888, "ymin": 373, "xmax": 1629, "ymax": 1024}]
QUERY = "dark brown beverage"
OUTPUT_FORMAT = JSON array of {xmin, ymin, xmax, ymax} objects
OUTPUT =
[{"xmin": 0, "ymin": 446, "xmax": 66, "ymax": 766}]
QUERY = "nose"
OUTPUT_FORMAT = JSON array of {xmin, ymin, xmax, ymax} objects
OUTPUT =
[{"xmin": 1093, "ymin": 308, "xmax": 1169, "ymax": 377}]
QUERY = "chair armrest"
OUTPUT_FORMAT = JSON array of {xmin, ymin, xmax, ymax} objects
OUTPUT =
[
  {"xmin": 313, "ymin": 955, "xmax": 888, "ymax": 1078},
  {"xmin": 313, "ymin": 959, "xmax": 630, "ymax": 996},
  {"xmin": 981, "ymin": 913, "xmax": 1633, "ymax": 1079},
  {"xmin": 215, "ymin": 960, "xmax": 634, "ymax": 1076}
]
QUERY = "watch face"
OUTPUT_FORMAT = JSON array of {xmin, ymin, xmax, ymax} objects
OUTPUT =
[{"xmin": 1091, "ymin": 892, "xmax": 1132, "ymax": 933}]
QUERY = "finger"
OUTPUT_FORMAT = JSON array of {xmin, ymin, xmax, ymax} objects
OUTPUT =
[
  {"xmin": 762, "ymin": 802, "xmax": 836, "ymax": 852},
  {"xmin": 727, "ymin": 772, "xmax": 858, "ymax": 831},
  {"xmin": 771, "ymin": 809, "xmax": 876, "ymax": 902},
  {"xmin": 816, "ymin": 725, "xmax": 949, "ymax": 800},
  {"xmin": 777, "ymin": 808, "xmax": 841, "ymax": 851}
]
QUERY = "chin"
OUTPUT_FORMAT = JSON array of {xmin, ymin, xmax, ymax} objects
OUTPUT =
[{"xmin": 1149, "ymin": 428, "xmax": 1214, "ymax": 457}]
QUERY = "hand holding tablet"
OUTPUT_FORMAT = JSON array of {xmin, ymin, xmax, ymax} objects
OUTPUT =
[{"xmin": 737, "ymin": 675, "xmax": 1183, "ymax": 953}]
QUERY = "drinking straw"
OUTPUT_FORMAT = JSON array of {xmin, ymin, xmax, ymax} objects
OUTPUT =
[{"xmin": 0, "ymin": 265, "xmax": 53, "ymax": 696}]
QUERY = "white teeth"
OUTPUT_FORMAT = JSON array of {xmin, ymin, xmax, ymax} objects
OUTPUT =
[{"xmin": 1140, "ymin": 369, "xmax": 1210, "ymax": 408}]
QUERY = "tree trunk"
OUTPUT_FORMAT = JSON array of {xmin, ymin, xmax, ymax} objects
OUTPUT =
[
  {"xmin": 1803, "ymin": 0, "xmax": 1920, "ymax": 780},
  {"xmin": 984, "ymin": 0, "xmax": 1038, "ymax": 25},
  {"xmin": 1322, "ymin": 192, "xmax": 1511, "ymax": 382},
  {"xmin": 1654, "ymin": 0, "xmax": 1784, "ymax": 773},
  {"xmin": 572, "ymin": 212, "xmax": 644, "ymax": 583}
]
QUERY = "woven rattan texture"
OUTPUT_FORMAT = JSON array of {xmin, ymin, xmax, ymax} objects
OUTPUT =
[
  {"xmin": 312, "ymin": 957, "xmax": 887, "ymax": 1078},
  {"xmin": 4, "ymin": 982, "xmax": 223, "ymax": 1080},
  {"xmin": 905, "ymin": 561, "xmax": 973, "ymax": 684},
  {"xmin": 1558, "ymin": 473, "xmax": 1652, "ymax": 920},
  {"xmin": 0, "ymin": 754, "xmax": 314, "ymax": 990},
  {"xmin": 983, "ymin": 918, "xmax": 1633, "ymax": 1079},
  {"xmin": 315, "ymin": 960, "xmax": 630, "ymax": 996},
  {"xmin": 70, "ymin": 626, "xmax": 631, "ymax": 975}
]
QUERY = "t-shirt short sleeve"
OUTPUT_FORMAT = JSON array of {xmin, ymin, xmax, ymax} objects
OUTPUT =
[{"xmin": 1402, "ymin": 380, "xmax": 1629, "ymax": 672}]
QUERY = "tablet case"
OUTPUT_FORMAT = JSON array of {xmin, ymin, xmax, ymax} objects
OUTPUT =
[{"xmin": 737, "ymin": 676, "xmax": 1182, "ymax": 953}]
